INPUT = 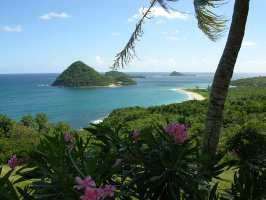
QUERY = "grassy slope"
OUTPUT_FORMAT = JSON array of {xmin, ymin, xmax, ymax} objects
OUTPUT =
[{"xmin": 231, "ymin": 76, "xmax": 266, "ymax": 87}]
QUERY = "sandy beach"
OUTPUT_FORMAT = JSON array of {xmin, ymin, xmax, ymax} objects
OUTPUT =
[{"xmin": 174, "ymin": 88, "xmax": 205, "ymax": 101}]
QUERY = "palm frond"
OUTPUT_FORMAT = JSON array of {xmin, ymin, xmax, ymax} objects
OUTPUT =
[
  {"xmin": 112, "ymin": 0, "xmax": 226, "ymax": 69},
  {"xmin": 113, "ymin": 0, "xmax": 158, "ymax": 69},
  {"xmin": 194, "ymin": 0, "xmax": 226, "ymax": 41}
]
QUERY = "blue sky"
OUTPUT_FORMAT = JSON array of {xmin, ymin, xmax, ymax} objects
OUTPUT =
[{"xmin": 0, "ymin": 0, "xmax": 265, "ymax": 73}]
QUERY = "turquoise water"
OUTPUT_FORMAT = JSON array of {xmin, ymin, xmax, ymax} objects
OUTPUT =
[{"xmin": 0, "ymin": 72, "xmax": 260, "ymax": 128}]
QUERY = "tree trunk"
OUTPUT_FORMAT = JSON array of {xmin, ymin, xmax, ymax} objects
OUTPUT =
[{"xmin": 203, "ymin": 0, "xmax": 250, "ymax": 156}]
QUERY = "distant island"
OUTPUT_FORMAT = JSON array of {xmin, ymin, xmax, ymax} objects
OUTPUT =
[
  {"xmin": 52, "ymin": 61, "xmax": 136, "ymax": 87},
  {"xmin": 169, "ymin": 71, "xmax": 185, "ymax": 76},
  {"xmin": 231, "ymin": 76, "xmax": 266, "ymax": 87}
]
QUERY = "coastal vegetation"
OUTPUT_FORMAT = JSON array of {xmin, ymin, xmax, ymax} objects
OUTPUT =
[
  {"xmin": 231, "ymin": 76, "xmax": 266, "ymax": 87},
  {"xmin": 52, "ymin": 61, "xmax": 136, "ymax": 87},
  {"xmin": 105, "ymin": 71, "xmax": 136, "ymax": 86},
  {"xmin": 1, "ymin": 77, "xmax": 266, "ymax": 199}
]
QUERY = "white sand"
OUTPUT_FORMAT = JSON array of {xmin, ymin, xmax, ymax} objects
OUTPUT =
[
  {"xmin": 108, "ymin": 84, "xmax": 121, "ymax": 88},
  {"xmin": 174, "ymin": 88, "xmax": 205, "ymax": 101}
]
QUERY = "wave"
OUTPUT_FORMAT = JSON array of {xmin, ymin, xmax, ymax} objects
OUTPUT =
[
  {"xmin": 37, "ymin": 84, "xmax": 50, "ymax": 87},
  {"xmin": 90, "ymin": 114, "xmax": 110, "ymax": 124}
]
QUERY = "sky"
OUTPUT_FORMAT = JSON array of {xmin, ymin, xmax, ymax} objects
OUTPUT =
[{"xmin": 0, "ymin": 0, "xmax": 265, "ymax": 73}]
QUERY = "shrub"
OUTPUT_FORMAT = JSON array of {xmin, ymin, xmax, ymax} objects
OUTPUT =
[{"xmin": 0, "ymin": 115, "xmax": 14, "ymax": 137}]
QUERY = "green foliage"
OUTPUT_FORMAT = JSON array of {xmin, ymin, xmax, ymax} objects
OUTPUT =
[
  {"xmin": 225, "ymin": 125, "xmax": 266, "ymax": 200},
  {"xmin": 53, "ymin": 121, "xmax": 71, "ymax": 134},
  {"xmin": 35, "ymin": 113, "xmax": 49, "ymax": 133},
  {"xmin": 0, "ymin": 166, "xmax": 20, "ymax": 200},
  {"xmin": 20, "ymin": 115, "xmax": 37, "ymax": 130},
  {"xmin": 105, "ymin": 71, "xmax": 136, "ymax": 85},
  {"xmin": 0, "ymin": 124, "xmax": 39, "ymax": 163},
  {"xmin": 102, "ymin": 87, "xmax": 266, "ymax": 150},
  {"xmin": 231, "ymin": 76, "xmax": 266, "ymax": 87},
  {"xmin": 0, "ymin": 115, "xmax": 14, "ymax": 138}
]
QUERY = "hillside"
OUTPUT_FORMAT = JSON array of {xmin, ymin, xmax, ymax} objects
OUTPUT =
[
  {"xmin": 52, "ymin": 61, "xmax": 136, "ymax": 87},
  {"xmin": 105, "ymin": 71, "xmax": 136, "ymax": 85},
  {"xmin": 231, "ymin": 76, "xmax": 266, "ymax": 87}
]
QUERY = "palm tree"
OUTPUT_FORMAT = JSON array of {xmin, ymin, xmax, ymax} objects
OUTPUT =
[
  {"xmin": 113, "ymin": 0, "xmax": 250, "ymax": 157},
  {"xmin": 203, "ymin": 0, "xmax": 250, "ymax": 156}
]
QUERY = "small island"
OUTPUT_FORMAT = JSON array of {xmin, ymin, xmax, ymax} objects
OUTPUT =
[
  {"xmin": 169, "ymin": 71, "xmax": 185, "ymax": 76},
  {"xmin": 52, "ymin": 61, "xmax": 136, "ymax": 87}
]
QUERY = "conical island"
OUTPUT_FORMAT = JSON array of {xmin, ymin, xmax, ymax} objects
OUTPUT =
[
  {"xmin": 52, "ymin": 61, "xmax": 136, "ymax": 87},
  {"xmin": 169, "ymin": 71, "xmax": 185, "ymax": 76}
]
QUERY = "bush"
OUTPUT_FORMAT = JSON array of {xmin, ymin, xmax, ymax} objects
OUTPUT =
[
  {"xmin": 0, "ymin": 115, "xmax": 14, "ymax": 138},
  {"xmin": 20, "ymin": 114, "xmax": 37, "ymax": 130}
]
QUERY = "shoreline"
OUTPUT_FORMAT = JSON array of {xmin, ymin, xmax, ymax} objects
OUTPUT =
[
  {"xmin": 173, "ymin": 88, "xmax": 205, "ymax": 101},
  {"xmin": 92, "ymin": 88, "xmax": 205, "ymax": 125}
]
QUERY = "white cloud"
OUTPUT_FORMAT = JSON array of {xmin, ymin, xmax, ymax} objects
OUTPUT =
[
  {"xmin": 96, "ymin": 56, "xmax": 105, "ymax": 65},
  {"xmin": 40, "ymin": 12, "xmax": 71, "ymax": 20},
  {"xmin": 128, "ymin": 14, "xmax": 139, "ymax": 22},
  {"xmin": 0, "ymin": 25, "xmax": 22, "ymax": 32},
  {"xmin": 242, "ymin": 41, "xmax": 256, "ymax": 47},
  {"xmin": 128, "ymin": 6, "xmax": 188, "ymax": 22}
]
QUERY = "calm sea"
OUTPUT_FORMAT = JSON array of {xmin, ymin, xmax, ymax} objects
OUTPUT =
[{"xmin": 0, "ymin": 72, "xmax": 261, "ymax": 128}]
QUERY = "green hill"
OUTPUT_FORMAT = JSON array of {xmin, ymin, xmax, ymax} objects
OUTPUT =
[
  {"xmin": 231, "ymin": 76, "xmax": 266, "ymax": 87},
  {"xmin": 52, "ymin": 61, "xmax": 136, "ymax": 87}
]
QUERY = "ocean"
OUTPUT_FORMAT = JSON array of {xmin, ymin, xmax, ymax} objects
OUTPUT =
[{"xmin": 0, "ymin": 72, "xmax": 260, "ymax": 128}]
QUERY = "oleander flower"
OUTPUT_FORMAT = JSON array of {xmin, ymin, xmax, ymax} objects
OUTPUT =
[
  {"xmin": 165, "ymin": 123, "xmax": 188, "ymax": 144},
  {"xmin": 64, "ymin": 132, "xmax": 74, "ymax": 143},
  {"xmin": 131, "ymin": 130, "xmax": 141, "ymax": 143},
  {"xmin": 80, "ymin": 187, "xmax": 98, "ymax": 200},
  {"xmin": 7, "ymin": 155, "xmax": 20, "ymax": 170},
  {"xmin": 74, "ymin": 175, "xmax": 116, "ymax": 200},
  {"xmin": 102, "ymin": 184, "xmax": 116, "ymax": 197},
  {"xmin": 74, "ymin": 176, "xmax": 96, "ymax": 190}
]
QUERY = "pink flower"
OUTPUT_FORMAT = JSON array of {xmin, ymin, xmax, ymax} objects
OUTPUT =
[
  {"xmin": 64, "ymin": 132, "xmax": 74, "ymax": 143},
  {"xmin": 131, "ymin": 130, "xmax": 141, "ymax": 143},
  {"xmin": 74, "ymin": 176, "xmax": 96, "ymax": 190},
  {"xmin": 74, "ymin": 176, "xmax": 116, "ymax": 200},
  {"xmin": 96, "ymin": 184, "xmax": 116, "ymax": 199},
  {"xmin": 165, "ymin": 123, "xmax": 188, "ymax": 144},
  {"xmin": 7, "ymin": 155, "xmax": 20, "ymax": 170},
  {"xmin": 102, "ymin": 184, "xmax": 116, "ymax": 197},
  {"xmin": 80, "ymin": 187, "xmax": 98, "ymax": 200}
]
